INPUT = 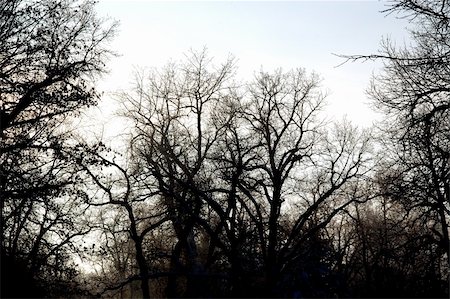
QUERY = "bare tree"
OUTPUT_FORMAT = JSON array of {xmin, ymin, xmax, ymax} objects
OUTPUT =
[
  {"xmin": 121, "ymin": 49, "xmax": 236, "ymax": 297},
  {"xmin": 341, "ymin": 0, "xmax": 449, "ymax": 267},
  {"xmin": 233, "ymin": 70, "xmax": 373, "ymax": 296},
  {"xmin": 0, "ymin": 0, "xmax": 116, "ymax": 296}
]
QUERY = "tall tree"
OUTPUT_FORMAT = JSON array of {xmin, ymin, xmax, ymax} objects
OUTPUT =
[
  {"xmin": 0, "ymin": 0, "xmax": 116, "ymax": 296},
  {"xmin": 346, "ymin": 0, "xmax": 449, "ymax": 264},
  {"xmin": 237, "ymin": 71, "xmax": 373, "ymax": 297},
  {"xmin": 341, "ymin": 0, "xmax": 450, "ymax": 292},
  {"xmin": 122, "ymin": 49, "xmax": 236, "ymax": 297}
]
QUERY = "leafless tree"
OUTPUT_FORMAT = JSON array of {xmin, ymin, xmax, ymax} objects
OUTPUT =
[
  {"xmin": 230, "ymin": 71, "xmax": 373, "ymax": 296},
  {"xmin": 1, "ymin": 0, "xmax": 116, "ymax": 296},
  {"xmin": 341, "ymin": 0, "xmax": 449, "ymax": 267},
  {"xmin": 121, "ymin": 49, "xmax": 236, "ymax": 297}
]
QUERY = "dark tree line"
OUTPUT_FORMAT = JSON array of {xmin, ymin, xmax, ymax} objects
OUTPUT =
[{"xmin": 1, "ymin": 0, "xmax": 449, "ymax": 298}]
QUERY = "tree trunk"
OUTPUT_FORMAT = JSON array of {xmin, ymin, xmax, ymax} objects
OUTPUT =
[
  {"xmin": 134, "ymin": 238, "xmax": 150, "ymax": 299},
  {"xmin": 185, "ymin": 229, "xmax": 205, "ymax": 298},
  {"xmin": 265, "ymin": 184, "xmax": 282, "ymax": 297},
  {"xmin": 166, "ymin": 241, "xmax": 182, "ymax": 298},
  {"xmin": 128, "ymin": 207, "xmax": 150, "ymax": 299}
]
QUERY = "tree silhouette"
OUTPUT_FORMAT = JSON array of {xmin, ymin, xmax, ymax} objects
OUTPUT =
[
  {"xmin": 346, "ymin": 0, "xmax": 449, "ymax": 267},
  {"xmin": 121, "ymin": 49, "xmax": 237, "ymax": 297},
  {"xmin": 340, "ymin": 0, "xmax": 450, "ymax": 296},
  {"xmin": 0, "ymin": 0, "xmax": 116, "ymax": 296}
]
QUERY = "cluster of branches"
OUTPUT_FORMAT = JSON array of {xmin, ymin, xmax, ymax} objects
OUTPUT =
[{"xmin": 78, "ymin": 50, "xmax": 375, "ymax": 298}]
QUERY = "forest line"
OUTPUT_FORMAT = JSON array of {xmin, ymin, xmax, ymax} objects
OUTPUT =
[{"xmin": 1, "ymin": 0, "xmax": 449, "ymax": 298}]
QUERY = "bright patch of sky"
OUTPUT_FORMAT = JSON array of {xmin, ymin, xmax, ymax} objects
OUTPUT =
[{"xmin": 89, "ymin": 0, "xmax": 411, "ymax": 145}]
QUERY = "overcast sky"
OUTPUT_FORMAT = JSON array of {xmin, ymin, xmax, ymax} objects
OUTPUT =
[{"xmin": 91, "ymin": 0, "xmax": 411, "ymax": 139}]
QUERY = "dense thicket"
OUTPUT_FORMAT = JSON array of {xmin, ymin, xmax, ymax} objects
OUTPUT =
[{"xmin": 1, "ymin": 0, "xmax": 448, "ymax": 298}]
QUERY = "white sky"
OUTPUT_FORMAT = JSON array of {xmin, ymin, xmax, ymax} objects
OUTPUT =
[{"xmin": 90, "ymin": 0, "xmax": 411, "ymax": 144}]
